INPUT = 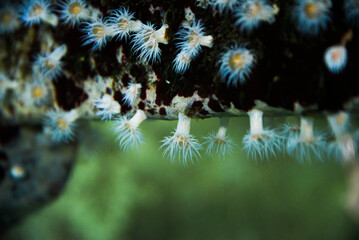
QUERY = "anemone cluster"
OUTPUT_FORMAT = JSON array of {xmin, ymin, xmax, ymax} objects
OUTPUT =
[
  {"xmin": 112, "ymin": 108, "xmax": 358, "ymax": 165},
  {"xmin": 0, "ymin": 0, "xmax": 358, "ymax": 165}
]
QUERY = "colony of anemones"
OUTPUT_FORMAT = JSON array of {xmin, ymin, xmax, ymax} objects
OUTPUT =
[{"xmin": 0, "ymin": 0, "xmax": 357, "ymax": 165}]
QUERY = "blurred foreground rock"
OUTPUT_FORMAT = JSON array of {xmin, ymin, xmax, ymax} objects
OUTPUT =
[{"xmin": 0, "ymin": 123, "xmax": 77, "ymax": 234}]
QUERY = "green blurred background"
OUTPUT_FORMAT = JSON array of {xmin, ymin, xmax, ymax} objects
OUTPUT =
[{"xmin": 3, "ymin": 117, "xmax": 359, "ymax": 240}]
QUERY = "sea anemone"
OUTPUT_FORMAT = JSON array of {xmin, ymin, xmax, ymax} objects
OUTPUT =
[
  {"xmin": 35, "ymin": 44, "xmax": 67, "ymax": 79},
  {"xmin": 203, "ymin": 117, "xmax": 235, "ymax": 158},
  {"xmin": 44, "ymin": 109, "xmax": 79, "ymax": 142},
  {"xmin": 82, "ymin": 18, "xmax": 113, "ymax": 51},
  {"xmin": 20, "ymin": 0, "xmax": 58, "ymax": 26},
  {"xmin": 94, "ymin": 94, "xmax": 121, "ymax": 120},
  {"xmin": 131, "ymin": 23, "xmax": 168, "ymax": 63},
  {"xmin": 58, "ymin": 0, "xmax": 89, "ymax": 27},
  {"xmin": 219, "ymin": 43, "xmax": 255, "ymax": 86},
  {"xmin": 107, "ymin": 6, "xmax": 143, "ymax": 41},
  {"xmin": 293, "ymin": 0, "xmax": 331, "ymax": 35},
  {"xmin": 0, "ymin": 5, "xmax": 21, "ymax": 34},
  {"xmin": 235, "ymin": 0, "xmax": 276, "ymax": 33},
  {"xmin": 324, "ymin": 45, "xmax": 348, "ymax": 74},
  {"xmin": 242, "ymin": 109, "xmax": 282, "ymax": 160},
  {"xmin": 160, "ymin": 113, "xmax": 202, "ymax": 165},
  {"xmin": 123, "ymin": 82, "xmax": 142, "ymax": 107},
  {"xmin": 113, "ymin": 110, "xmax": 147, "ymax": 151},
  {"xmin": 209, "ymin": 0, "xmax": 239, "ymax": 15},
  {"xmin": 286, "ymin": 117, "xmax": 326, "ymax": 162}
]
